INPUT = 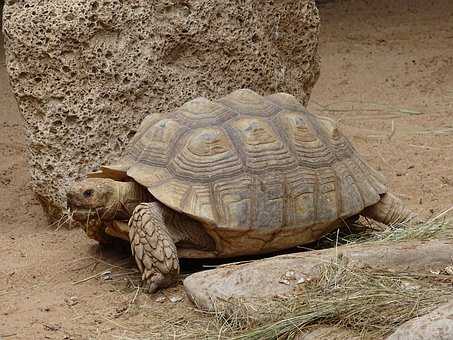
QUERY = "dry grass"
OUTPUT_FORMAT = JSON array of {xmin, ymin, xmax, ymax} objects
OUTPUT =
[
  {"xmin": 217, "ymin": 260, "xmax": 453, "ymax": 340},
  {"xmin": 318, "ymin": 208, "xmax": 453, "ymax": 248},
  {"xmin": 54, "ymin": 209, "xmax": 453, "ymax": 339},
  {"xmin": 145, "ymin": 212, "xmax": 453, "ymax": 340},
  {"xmin": 310, "ymin": 99, "xmax": 424, "ymax": 116},
  {"xmin": 141, "ymin": 256, "xmax": 453, "ymax": 339}
]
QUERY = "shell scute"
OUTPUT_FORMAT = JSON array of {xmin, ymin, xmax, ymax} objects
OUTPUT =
[
  {"xmin": 229, "ymin": 117, "xmax": 297, "ymax": 172},
  {"xmin": 102, "ymin": 90, "xmax": 386, "ymax": 234},
  {"xmin": 169, "ymin": 127, "xmax": 243, "ymax": 181}
]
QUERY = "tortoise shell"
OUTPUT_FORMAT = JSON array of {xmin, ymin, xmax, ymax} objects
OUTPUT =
[{"xmin": 101, "ymin": 89, "xmax": 387, "ymax": 256}]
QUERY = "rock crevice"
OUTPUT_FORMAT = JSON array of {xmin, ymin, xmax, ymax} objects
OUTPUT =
[{"xmin": 3, "ymin": 0, "xmax": 320, "ymax": 217}]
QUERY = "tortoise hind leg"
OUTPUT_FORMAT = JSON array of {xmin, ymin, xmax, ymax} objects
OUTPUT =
[
  {"xmin": 129, "ymin": 202, "xmax": 180, "ymax": 293},
  {"xmin": 362, "ymin": 192, "xmax": 419, "ymax": 225}
]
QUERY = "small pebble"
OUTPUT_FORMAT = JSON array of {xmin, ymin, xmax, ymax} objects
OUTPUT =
[
  {"xmin": 101, "ymin": 271, "xmax": 112, "ymax": 280},
  {"xmin": 444, "ymin": 266, "xmax": 453, "ymax": 275},
  {"xmin": 65, "ymin": 296, "xmax": 78, "ymax": 306},
  {"xmin": 401, "ymin": 281, "xmax": 419, "ymax": 290},
  {"xmin": 284, "ymin": 270, "xmax": 296, "ymax": 280},
  {"xmin": 297, "ymin": 277, "xmax": 306, "ymax": 284},
  {"xmin": 279, "ymin": 278, "xmax": 290, "ymax": 285},
  {"xmin": 155, "ymin": 296, "xmax": 166, "ymax": 303},
  {"xmin": 169, "ymin": 295, "xmax": 184, "ymax": 303}
]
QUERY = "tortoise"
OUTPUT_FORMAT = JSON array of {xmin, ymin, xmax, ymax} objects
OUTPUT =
[{"xmin": 67, "ymin": 89, "xmax": 416, "ymax": 292}]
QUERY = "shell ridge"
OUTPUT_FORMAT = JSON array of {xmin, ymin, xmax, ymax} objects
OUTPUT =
[{"xmin": 109, "ymin": 91, "xmax": 388, "ymax": 235}]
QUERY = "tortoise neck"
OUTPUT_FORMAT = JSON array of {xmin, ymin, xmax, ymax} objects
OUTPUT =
[{"xmin": 113, "ymin": 181, "xmax": 150, "ymax": 217}]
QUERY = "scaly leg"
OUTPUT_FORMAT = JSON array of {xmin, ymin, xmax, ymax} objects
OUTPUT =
[
  {"xmin": 362, "ymin": 192, "xmax": 419, "ymax": 225},
  {"xmin": 129, "ymin": 202, "xmax": 180, "ymax": 292}
]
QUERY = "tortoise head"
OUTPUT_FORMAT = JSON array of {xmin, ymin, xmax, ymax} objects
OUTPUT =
[{"xmin": 67, "ymin": 178, "xmax": 124, "ymax": 242}]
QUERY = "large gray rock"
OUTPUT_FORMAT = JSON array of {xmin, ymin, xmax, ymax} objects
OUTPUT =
[
  {"xmin": 386, "ymin": 300, "xmax": 453, "ymax": 340},
  {"xmin": 2, "ymin": 0, "xmax": 320, "ymax": 218},
  {"xmin": 183, "ymin": 239, "xmax": 453, "ymax": 311}
]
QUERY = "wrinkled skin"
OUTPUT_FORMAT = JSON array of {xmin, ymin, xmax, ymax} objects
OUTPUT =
[
  {"xmin": 68, "ymin": 178, "xmax": 208, "ymax": 292},
  {"xmin": 67, "ymin": 178, "xmax": 142, "ymax": 242}
]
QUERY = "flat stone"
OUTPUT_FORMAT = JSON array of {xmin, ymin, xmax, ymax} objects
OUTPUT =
[
  {"xmin": 3, "ymin": 0, "xmax": 320, "ymax": 218},
  {"xmin": 386, "ymin": 300, "xmax": 453, "ymax": 340},
  {"xmin": 184, "ymin": 239, "xmax": 453, "ymax": 311}
]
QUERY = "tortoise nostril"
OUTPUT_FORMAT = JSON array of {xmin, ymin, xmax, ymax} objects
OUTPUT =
[{"xmin": 83, "ymin": 189, "xmax": 94, "ymax": 199}]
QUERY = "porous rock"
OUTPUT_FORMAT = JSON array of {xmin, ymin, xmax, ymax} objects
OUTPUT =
[
  {"xmin": 386, "ymin": 300, "xmax": 453, "ymax": 340},
  {"xmin": 183, "ymin": 239, "xmax": 453, "ymax": 311},
  {"xmin": 2, "ymin": 0, "xmax": 320, "ymax": 218}
]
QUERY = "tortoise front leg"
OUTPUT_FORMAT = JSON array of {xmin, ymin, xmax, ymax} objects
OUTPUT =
[
  {"xmin": 129, "ymin": 202, "xmax": 179, "ymax": 293},
  {"xmin": 105, "ymin": 220, "xmax": 130, "ymax": 241}
]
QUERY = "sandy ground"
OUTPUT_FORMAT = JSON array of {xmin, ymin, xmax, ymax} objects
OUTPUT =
[{"xmin": 1, "ymin": 0, "xmax": 453, "ymax": 338}]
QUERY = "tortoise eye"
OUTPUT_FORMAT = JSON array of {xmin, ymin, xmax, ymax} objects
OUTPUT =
[{"xmin": 83, "ymin": 189, "xmax": 94, "ymax": 198}]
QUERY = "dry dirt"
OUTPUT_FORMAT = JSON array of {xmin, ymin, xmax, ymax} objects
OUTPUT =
[{"xmin": 1, "ymin": 0, "xmax": 453, "ymax": 339}]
